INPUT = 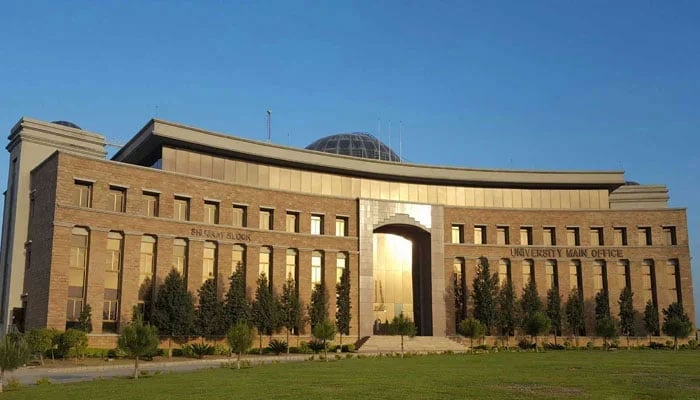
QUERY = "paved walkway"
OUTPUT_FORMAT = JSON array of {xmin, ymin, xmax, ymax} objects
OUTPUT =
[{"xmin": 7, "ymin": 354, "xmax": 310, "ymax": 385}]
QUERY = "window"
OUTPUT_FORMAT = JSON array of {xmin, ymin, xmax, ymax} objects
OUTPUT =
[
  {"xmin": 232, "ymin": 205, "xmax": 247, "ymax": 227},
  {"xmin": 336, "ymin": 252, "xmax": 347, "ymax": 283},
  {"xmin": 590, "ymin": 227, "xmax": 604, "ymax": 246},
  {"xmin": 641, "ymin": 259, "xmax": 656, "ymax": 304},
  {"xmin": 138, "ymin": 235, "xmax": 156, "ymax": 315},
  {"xmin": 521, "ymin": 260, "xmax": 533, "ymax": 288},
  {"xmin": 592, "ymin": 260, "xmax": 606, "ymax": 293},
  {"xmin": 259, "ymin": 208, "xmax": 273, "ymax": 230},
  {"xmin": 613, "ymin": 227, "xmax": 627, "ymax": 246},
  {"xmin": 104, "ymin": 232, "xmax": 122, "ymax": 332},
  {"xmin": 232, "ymin": 244, "xmax": 246, "ymax": 272},
  {"xmin": 616, "ymin": 260, "xmax": 630, "ymax": 290},
  {"xmin": 109, "ymin": 186, "xmax": 126, "ymax": 213},
  {"xmin": 67, "ymin": 227, "xmax": 89, "ymax": 326},
  {"xmin": 520, "ymin": 227, "xmax": 532, "ymax": 246},
  {"xmin": 311, "ymin": 214, "xmax": 324, "ymax": 235},
  {"xmin": 259, "ymin": 246, "xmax": 271, "ymax": 280},
  {"xmin": 203, "ymin": 241, "xmax": 217, "ymax": 284},
  {"xmin": 474, "ymin": 226, "xmax": 486, "ymax": 244},
  {"xmin": 311, "ymin": 251, "xmax": 323, "ymax": 286},
  {"xmin": 73, "ymin": 181, "xmax": 92, "ymax": 208},
  {"xmin": 174, "ymin": 197, "xmax": 190, "ymax": 221},
  {"xmin": 667, "ymin": 259, "xmax": 681, "ymax": 303},
  {"xmin": 498, "ymin": 259, "xmax": 510, "ymax": 286},
  {"xmin": 172, "ymin": 238, "xmax": 188, "ymax": 277},
  {"xmin": 566, "ymin": 227, "xmax": 580, "ymax": 246},
  {"xmin": 335, "ymin": 217, "xmax": 348, "ymax": 237},
  {"xmin": 543, "ymin": 227, "xmax": 556, "ymax": 246},
  {"xmin": 451, "ymin": 225, "xmax": 464, "ymax": 244},
  {"xmin": 497, "ymin": 226, "xmax": 509, "ymax": 245},
  {"xmin": 638, "ymin": 227, "xmax": 652, "ymax": 246},
  {"xmin": 204, "ymin": 201, "xmax": 219, "ymax": 224},
  {"xmin": 569, "ymin": 260, "xmax": 581, "ymax": 292},
  {"xmin": 143, "ymin": 192, "xmax": 159, "ymax": 217},
  {"xmin": 663, "ymin": 226, "xmax": 677, "ymax": 246},
  {"xmin": 285, "ymin": 249, "xmax": 298, "ymax": 281},
  {"xmin": 545, "ymin": 260, "xmax": 557, "ymax": 290},
  {"xmin": 286, "ymin": 212, "xmax": 299, "ymax": 233}
]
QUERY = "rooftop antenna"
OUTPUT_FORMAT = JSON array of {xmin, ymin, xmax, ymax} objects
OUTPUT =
[
  {"xmin": 266, "ymin": 110, "xmax": 272, "ymax": 143},
  {"xmin": 399, "ymin": 120, "xmax": 403, "ymax": 162}
]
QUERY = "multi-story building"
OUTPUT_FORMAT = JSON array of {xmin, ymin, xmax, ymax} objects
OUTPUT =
[{"xmin": 0, "ymin": 117, "xmax": 694, "ymax": 343}]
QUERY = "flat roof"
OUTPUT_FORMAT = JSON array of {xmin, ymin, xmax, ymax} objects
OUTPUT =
[{"xmin": 112, "ymin": 119, "xmax": 627, "ymax": 190}]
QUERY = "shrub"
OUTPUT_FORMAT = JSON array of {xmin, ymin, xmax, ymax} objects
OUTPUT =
[
  {"xmin": 4, "ymin": 378, "xmax": 21, "ymax": 392},
  {"xmin": 517, "ymin": 339, "xmax": 535, "ymax": 350},
  {"xmin": 649, "ymin": 341, "xmax": 667, "ymax": 350},
  {"xmin": 563, "ymin": 340, "xmax": 573, "ymax": 349},
  {"xmin": 341, "ymin": 344, "xmax": 355, "ymax": 353},
  {"xmin": 545, "ymin": 343, "xmax": 565, "ymax": 350},
  {"xmin": 56, "ymin": 329, "xmax": 88, "ymax": 359},
  {"xmin": 268, "ymin": 339, "xmax": 288, "ymax": 355},
  {"xmin": 688, "ymin": 339, "xmax": 698, "ymax": 350},
  {"xmin": 190, "ymin": 343, "xmax": 214, "ymax": 359},
  {"xmin": 307, "ymin": 339, "xmax": 326, "ymax": 353},
  {"xmin": 107, "ymin": 348, "xmax": 128, "ymax": 358},
  {"xmin": 213, "ymin": 343, "xmax": 230, "ymax": 356},
  {"xmin": 586, "ymin": 341, "xmax": 594, "ymax": 350},
  {"xmin": 35, "ymin": 377, "xmax": 51, "ymax": 386},
  {"xmin": 474, "ymin": 345, "xmax": 490, "ymax": 351}
]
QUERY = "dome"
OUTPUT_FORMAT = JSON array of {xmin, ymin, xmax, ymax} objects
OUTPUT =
[
  {"xmin": 306, "ymin": 133, "xmax": 400, "ymax": 162},
  {"xmin": 52, "ymin": 120, "xmax": 82, "ymax": 130}
]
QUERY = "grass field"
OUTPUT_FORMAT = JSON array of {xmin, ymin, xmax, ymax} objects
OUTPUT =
[{"xmin": 4, "ymin": 351, "xmax": 700, "ymax": 399}]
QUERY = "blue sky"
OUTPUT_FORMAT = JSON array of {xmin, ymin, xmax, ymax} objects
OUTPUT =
[{"xmin": 1, "ymin": 1, "xmax": 699, "ymax": 322}]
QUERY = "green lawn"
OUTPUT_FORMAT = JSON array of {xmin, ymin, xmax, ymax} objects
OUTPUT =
[{"xmin": 6, "ymin": 351, "xmax": 700, "ymax": 399}]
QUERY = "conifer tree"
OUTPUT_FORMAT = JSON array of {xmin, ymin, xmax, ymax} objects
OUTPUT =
[
  {"xmin": 618, "ymin": 287, "xmax": 636, "ymax": 349},
  {"xmin": 643, "ymin": 300, "xmax": 659, "ymax": 342},
  {"xmin": 224, "ymin": 263, "xmax": 251, "ymax": 327},
  {"xmin": 280, "ymin": 277, "xmax": 302, "ymax": 354},
  {"xmin": 335, "ymin": 267, "xmax": 351, "ymax": 347},
  {"xmin": 594, "ymin": 290, "xmax": 610, "ymax": 321},
  {"xmin": 546, "ymin": 286, "xmax": 562, "ymax": 344},
  {"xmin": 520, "ymin": 278, "xmax": 542, "ymax": 327},
  {"xmin": 197, "ymin": 278, "xmax": 225, "ymax": 341},
  {"xmin": 565, "ymin": 289, "xmax": 585, "ymax": 345},
  {"xmin": 496, "ymin": 281, "xmax": 516, "ymax": 347},
  {"xmin": 662, "ymin": 302, "xmax": 693, "ymax": 350},
  {"xmin": 252, "ymin": 274, "xmax": 280, "ymax": 354},
  {"xmin": 471, "ymin": 257, "xmax": 498, "ymax": 334},
  {"xmin": 454, "ymin": 271, "xmax": 467, "ymax": 330},
  {"xmin": 152, "ymin": 269, "xmax": 196, "ymax": 358},
  {"xmin": 309, "ymin": 282, "xmax": 328, "ymax": 330},
  {"xmin": 77, "ymin": 304, "xmax": 93, "ymax": 333}
]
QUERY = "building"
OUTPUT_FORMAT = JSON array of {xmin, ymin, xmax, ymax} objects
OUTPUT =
[{"xmin": 0, "ymin": 117, "xmax": 695, "ymax": 343}]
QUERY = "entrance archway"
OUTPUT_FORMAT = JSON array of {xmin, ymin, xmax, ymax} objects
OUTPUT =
[{"xmin": 372, "ymin": 224, "xmax": 432, "ymax": 336}]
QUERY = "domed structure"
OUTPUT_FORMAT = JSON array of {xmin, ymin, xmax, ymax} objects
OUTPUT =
[
  {"xmin": 306, "ymin": 133, "xmax": 400, "ymax": 162},
  {"xmin": 51, "ymin": 120, "xmax": 82, "ymax": 130}
]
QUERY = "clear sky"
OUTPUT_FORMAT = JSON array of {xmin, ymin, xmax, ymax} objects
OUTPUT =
[{"xmin": 1, "ymin": 1, "xmax": 699, "ymax": 322}]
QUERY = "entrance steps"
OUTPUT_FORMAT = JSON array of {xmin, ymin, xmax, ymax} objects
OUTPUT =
[{"xmin": 357, "ymin": 335, "xmax": 469, "ymax": 353}]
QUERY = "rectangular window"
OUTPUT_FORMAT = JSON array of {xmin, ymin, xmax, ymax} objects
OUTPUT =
[
  {"xmin": 590, "ymin": 227, "xmax": 604, "ymax": 246},
  {"xmin": 566, "ymin": 227, "xmax": 580, "ymax": 246},
  {"xmin": 203, "ymin": 241, "xmax": 217, "ymax": 283},
  {"xmin": 232, "ymin": 205, "xmax": 247, "ymax": 227},
  {"xmin": 259, "ymin": 208, "xmax": 273, "ymax": 230},
  {"xmin": 286, "ymin": 212, "xmax": 299, "ymax": 233},
  {"xmin": 204, "ymin": 201, "xmax": 219, "ymax": 224},
  {"xmin": 259, "ymin": 247, "xmax": 271, "ymax": 279},
  {"xmin": 613, "ymin": 227, "xmax": 627, "ymax": 246},
  {"xmin": 497, "ymin": 226, "xmax": 509, "ymax": 245},
  {"xmin": 521, "ymin": 259, "xmax": 533, "ymax": 288},
  {"xmin": 67, "ymin": 228, "xmax": 89, "ymax": 324},
  {"xmin": 474, "ymin": 226, "xmax": 486, "ymax": 245},
  {"xmin": 569, "ymin": 260, "xmax": 581, "ymax": 292},
  {"xmin": 498, "ymin": 259, "xmax": 510, "ymax": 286},
  {"xmin": 172, "ymin": 238, "xmax": 188, "ymax": 277},
  {"xmin": 638, "ymin": 227, "xmax": 652, "ymax": 246},
  {"xmin": 143, "ymin": 192, "xmax": 159, "ymax": 217},
  {"xmin": 520, "ymin": 227, "xmax": 532, "ymax": 246},
  {"xmin": 451, "ymin": 225, "xmax": 464, "ymax": 244},
  {"xmin": 73, "ymin": 181, "xmax": 92, "ymax": 208},
  {"xmin": 641, "ymin": 259, "xmax": 656, "ymax": 304},
  {"xmin": 109, "ymin": 186, "xmax": 126, "ymax": 213},
  {"xmin": 335, "ymin": 217, "xmax": 348, "ymax": 237},
  {"xmin": 138, "ymin": 235, "xmax": 156, "ymax": 317},
  {"xmin": 663, "ymin": 226, "xmax": 677, "ymax": 246},
  {"xmin": 543, "ymin": 227, "xmax": 556, "ymax": 246},
  {"xmin": 311, "ymin": 251, "xmax": 323, "ymax": 286},
  {"xmin": 174, "ymin": 197, "xmax": 190, "ymax": 221},
  {"xmin": 232, "ymin": 244, "xmax": 246, "ymax": 272},
  {"xmin": 336, "ymin": 253, "xmax": 347, "ymax": 283},
  {"xmin": 667, "ymin": 259, "xmax": 681, "ymax": 303},
  {"xmin": 103, "ymin": 232, "xmax": 122, "ymax": 331},
  {"xmin": 592, "ymin": 260, "xmax": 606, "ymax": 293},
  {"xmin": 617, "ymin": 260, "xmax": 630, "ymax": 290},
  {"xmin": 545, "ymin": 260, "xmax": 557, "ymax": 290},
  {"xmin": 285, "ymin": 249, "xmax": 298, "ymax": 281},
  {"xmin": 311, "ymin": 214, "xmax": 324, "ymax": 235}
]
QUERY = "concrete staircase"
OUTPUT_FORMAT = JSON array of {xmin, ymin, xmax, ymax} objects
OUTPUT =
[{"xmin": 357, "ymin": 336, "xmax": 469, "ymax": 353}]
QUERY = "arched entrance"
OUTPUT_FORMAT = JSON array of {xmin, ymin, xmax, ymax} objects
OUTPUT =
[{"xmin": 372, "ymin": 224, "xmax": 432, "ymax": 336}]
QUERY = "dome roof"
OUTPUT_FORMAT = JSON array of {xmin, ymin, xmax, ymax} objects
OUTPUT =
[
  {"xmin": 51, "ymin": 120, "xmax": 82, "ymax": 130},
  {"xmin": 305, "ymin": 132, "xmax": 400, "ymax": 162}
]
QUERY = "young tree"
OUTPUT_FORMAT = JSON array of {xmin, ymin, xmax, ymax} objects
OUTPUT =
[
  {"xmin": 118, "ymin": 313, "xmax": 159, "ymax": 379},
  {"xmin": 252, "ymin": 274, "xmax": 280, "ymax": 354},
  {"xmin": 454, "ymin": 270, "xmax": 467, "ymax": 329},
  {"xmin": 308, "ymin": 283, "xmax": 328, "ymax": 330},
  {"xmin": 662, "ymin": 302, "xmax": 694, "ymax": 350},
  {"xmin": 565, "ymin": 290, "xmax": 585, "ymax": 347},
  {"xmin": 594, "ymin": 290, "xmax": 610, "ymax": 321},
  {"xmin": 524, "ymin": 311, "xmax": 551, "ymax": 352},
  {"xmin": 280, "ymin": 277, "xmax": 302, "ymax": 355},
  {"xmin": 471, "ymin": 257, "xmax": 498, "ymax": 334},
  {"xmin": 618, "ymin": 287, "xmax": 636, "ymax": 349},
  {"xmin": 224, "ymin": 263, "xmax": 251, "ymax": 327},
  {"xmin": 312, "ymin": 319, "xmax": 337, "ymax": 362},
  {"xmin": 388, "ymin": 313, "xmax": 417, "ymax": 358},
  {"xmin": 25, "ymin": 328, "xmax": 54, "ymax": 366},
  {"xmin": 152, "ymin": 269, "xmax": 196, "ymax": 358},
  {"xmin": 546, "ymin": 286, "xmax": 562, "ymax": 345},
  {"xmin": 227, "ymin": 322, "xmax": 253, "ymax": 369},
  {"xmin": 77, "ymin": 304, "xmax": 93, "ymax": 333},
  {"xmin": 0, "ymin": 334, "xmax": 29, "ymax": 393},
  {"xmin": 459, "ymin": 317, "xmax": 485, "ymax": 352},
  {"xmin": 595, "ymin": 317, "xmax": 618, "ymax": 350},
  {"xmin": 643, "ymin": 300, "xmax": 659, "ymax": 345},
  {"xmin": 58, "ymin": 329, "xmax": 88, "ymax": 362},
  {"xmin": 520, "ymin": 278, "xmax": 543, "ymax": 330},
  {"xmin": 197, "ymin": 279, "xmax": 225, "ymax": 342},
  {"xmin": 496, "ymin": 281, "xmax": 517, "ymax": 348},
  {"xmin": 335, "ymin": 267, "xmax": 351, "ymax": 348}
]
